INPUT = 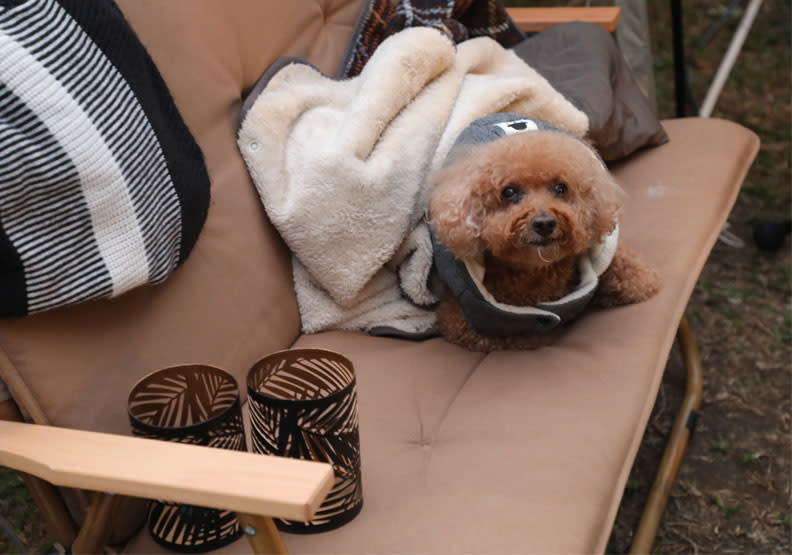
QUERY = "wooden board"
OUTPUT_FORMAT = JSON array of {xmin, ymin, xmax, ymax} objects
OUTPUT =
[
  {"xmin": 0, "ymin": 421, "xmax": 334, "ymax": 522},
  {"xmin": 507, "ymin": 7, "xmax": 620, "ymax": 33}
]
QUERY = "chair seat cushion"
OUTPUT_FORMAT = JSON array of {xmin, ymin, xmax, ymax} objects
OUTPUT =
[{"xmin": 125, "ymin": 117, "xmax": 758, "ymax": 553}]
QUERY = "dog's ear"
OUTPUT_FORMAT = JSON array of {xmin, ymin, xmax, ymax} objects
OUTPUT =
[
  {"xmin": 587, "ymin": 169, "xmax": 626, "ymax": 242},
  {"xmin": 428, "ymin": 161, "xmax": 488, "ymax": 259}
]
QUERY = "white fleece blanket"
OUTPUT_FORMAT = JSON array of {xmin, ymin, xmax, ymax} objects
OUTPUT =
[{"xmin": 238, "ymin": 27, "xmax": 588, "ymax": 336}]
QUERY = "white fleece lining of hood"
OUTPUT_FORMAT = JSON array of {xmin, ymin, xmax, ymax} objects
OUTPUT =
[{"xmin": 461, "ymin": 225, "xmax": 619, "ymax": 317}]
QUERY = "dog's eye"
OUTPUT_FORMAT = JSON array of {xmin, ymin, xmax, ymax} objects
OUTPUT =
[
  {"xmin": 501, "ymin": 186, "xmax": 521, "ymax": 203},
  {"xmin": 552, "ymin": 182, "xmax": 568, "ymax": 197}
]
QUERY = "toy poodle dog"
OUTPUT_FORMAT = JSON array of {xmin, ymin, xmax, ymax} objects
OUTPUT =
[{"xmin": 428, "ymin": 115, "xmax": 660, "ymax": 352}]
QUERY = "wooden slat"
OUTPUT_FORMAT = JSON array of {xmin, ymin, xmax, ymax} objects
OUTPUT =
[
  {"xmin": 237, "ymin": 514, "xmax": 288, "ymax": 554},
  {"xmin": 0, "ymin": 421, "xmax": 334, "ymax": 523},
  {"xmin": 0, "ymin": 399, "xmax": 22, "ymax": 421},
  {"xmin": 71, "ymin": 492, "xmax": 124, "ymax": 554},
  {"xmin": 630, "ymin": 317, "xmax": 704, "ymax": 554},
  {"xmin": 507, "ymin": 7, "xmax": 621, "ymax": 33}
]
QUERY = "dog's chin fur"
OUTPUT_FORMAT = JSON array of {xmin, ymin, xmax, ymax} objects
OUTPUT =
[{"xmin": 429, "ymin": 131, "xmax": 661, "ymax": 352}]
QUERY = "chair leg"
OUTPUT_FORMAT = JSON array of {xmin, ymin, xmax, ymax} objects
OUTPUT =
[
  {"xmin": 0, "ymin": 400, "xmax": 79, "ymax": 548},
  {"xmin": 0, "ymin": 400, "xmax": 23, "ymax": 422},
  {"xmin": 72, "ymin": 492, "xmax": 124, "ymax": 554},
  {"xmin": 238, "ymin": 513, "xmax": 288, "ymax": 554},
  {"xmin": 629, "ymin": 316, "xmax": 703, "ymax": 554}
]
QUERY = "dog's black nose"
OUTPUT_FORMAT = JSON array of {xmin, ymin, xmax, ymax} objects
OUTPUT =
[{"xmin": 531, "ymin": 214, "xmax": 556, "ymax": 237}]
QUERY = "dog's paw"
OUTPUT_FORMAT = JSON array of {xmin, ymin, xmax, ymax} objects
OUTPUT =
[
  {"xmin": 435, "ymin": 299, "xmax": 495, "ymax": 352},
  {"xmin": 594, "ymin": 244, "xmax": 661, "ymax": 308},
  {"xmin": 435, "ymin": 298, "xmax": 560, "ymax": 351}
]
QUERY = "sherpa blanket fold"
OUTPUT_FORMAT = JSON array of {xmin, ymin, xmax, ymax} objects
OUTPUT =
[{"xmin": 237, "ymin": 27, "xmax": 588, "ymax": 336}]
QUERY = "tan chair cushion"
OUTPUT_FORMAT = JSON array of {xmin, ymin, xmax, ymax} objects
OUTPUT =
[{"xmin": 125, "ymin": 118, "xmax": 759, "ymax": 554}]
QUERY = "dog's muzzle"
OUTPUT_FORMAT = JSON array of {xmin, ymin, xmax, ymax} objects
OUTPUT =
[{"xmin": 511, "ymin": 212, "xmax": 561, "ymax": 247}]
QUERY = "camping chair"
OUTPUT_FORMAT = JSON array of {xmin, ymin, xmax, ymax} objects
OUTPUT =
[{"xmin": 0, "ymin": 2, "xmax": 759, "ymax": 553}]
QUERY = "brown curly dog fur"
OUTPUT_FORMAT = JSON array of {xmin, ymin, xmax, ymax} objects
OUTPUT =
[{"xmin": 429, "ymin": 130, "xmax": 661, "ymax": 352}]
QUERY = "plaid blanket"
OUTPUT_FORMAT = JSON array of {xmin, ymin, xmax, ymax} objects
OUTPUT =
[{"xmin": 341, "ymin": 0, "xmax": 525, "ymax": 77}]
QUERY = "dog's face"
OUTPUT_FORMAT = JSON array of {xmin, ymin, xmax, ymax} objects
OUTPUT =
[{"xmin": 429, "ymin": 131, "xmax": 624, "ymax": 267}]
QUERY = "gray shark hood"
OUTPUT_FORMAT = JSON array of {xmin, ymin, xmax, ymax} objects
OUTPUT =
[
  {"xmin": 442, "ymin": 113, "xmax": 564, "ymax": 167},
  {"xmin": 431, "ymin": 113, "xmax": 617, "ymax": 337}
]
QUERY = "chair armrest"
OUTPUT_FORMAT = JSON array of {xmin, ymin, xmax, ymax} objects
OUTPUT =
[
  {"xmin": 506, "ymin": 7, "xmax": 621, "ymax": 33},
  {"xmin": 0, "ymin": 420, "xmax": 334, "ymax": 523}
]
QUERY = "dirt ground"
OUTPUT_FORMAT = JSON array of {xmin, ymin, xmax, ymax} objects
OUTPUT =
[
  {"xmin": 606, "ymin": 0, "xmax": 792, "ymax": 552},
  {"xmin": 1, "ymin": 1, "xmax": 790, "ymax": 553}
]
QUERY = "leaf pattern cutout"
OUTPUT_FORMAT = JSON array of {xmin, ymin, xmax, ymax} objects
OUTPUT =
[
  {"xmin": 248, "ymin": 350, "xmax": 363, "ymax": 532},
  {"xmin": 128, "ymin": 365, "xmax": 245, "ymax": 550},
  {"xmin": 148, "ymin": 502, "xmax": 241, "ymax": 552},
  {"xmin": 129, "ymin": 365, "xmax": 239, "ymax": 429}
]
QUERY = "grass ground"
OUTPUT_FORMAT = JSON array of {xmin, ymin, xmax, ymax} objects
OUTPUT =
[
  {"xmin": 608, "ymin": 0, "xmax": 791, "ymax": 552},
  {"xmin": 0, "ymin": 470, "xmax": 49, "ymax": 553},
  {"xmin": 2, "ymin": 1, "xmax": 790, "ymax": 553}
]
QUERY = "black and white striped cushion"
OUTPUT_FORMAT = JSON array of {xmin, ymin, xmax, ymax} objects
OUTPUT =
[{"xmin": 0, "ymin": 0, "xmax": 209, "ymax": 317}]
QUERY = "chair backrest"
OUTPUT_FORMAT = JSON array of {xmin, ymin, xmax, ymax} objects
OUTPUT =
[
  {"xmin": 0, "ymin": 0, "xmax": 360, "ymax": 437},
  {"xmin": 0, "ymin": 0, "xmax": 363, "ymax": 541}
]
